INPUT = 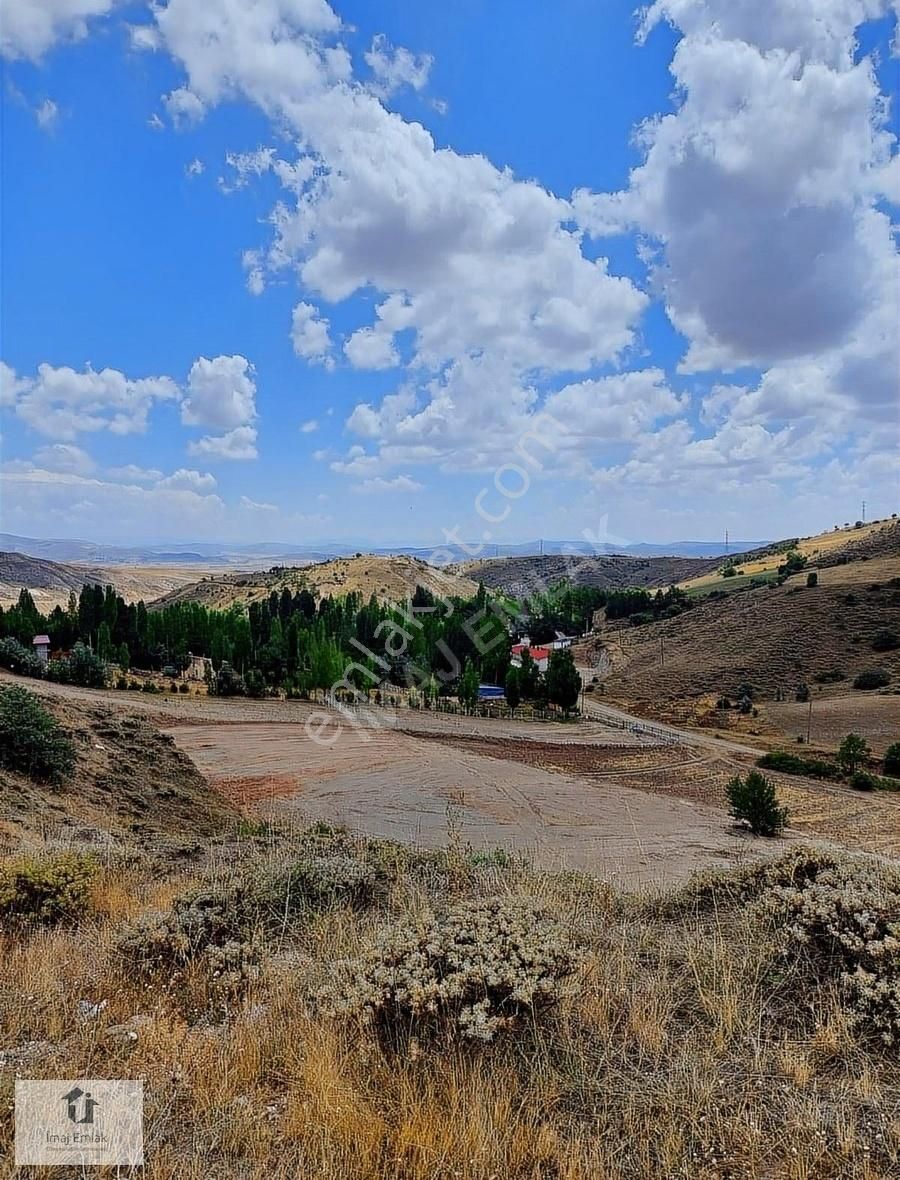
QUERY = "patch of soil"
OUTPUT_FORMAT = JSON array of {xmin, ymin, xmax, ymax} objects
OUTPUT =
[{"xmin": 0, "ymin": 689, "xmax": 240, "ymax": 853}]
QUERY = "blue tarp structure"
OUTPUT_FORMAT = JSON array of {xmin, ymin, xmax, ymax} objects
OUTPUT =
[{"xmin": 478, "ymin": 684, "xmax": 505, "ymax": 699}]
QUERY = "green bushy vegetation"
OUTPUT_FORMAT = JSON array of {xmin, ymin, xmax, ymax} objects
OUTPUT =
[
  {"xmin": 0, "ymin": 635, "xmax": 45, "ymax": 677},
  {"xmin": 0, "ymin": 851, "xmax": 97, "ymax": 924},
  {"xmin": 725, "ymin": 770, "xmax": 788, "ymax": 836},
  {"xmin": 0, "ymin": 685, "xmax": 75, "ymax": 783},
  {"xmin": 0, "ymin": 581, "xmax": 512, "ymax": 704},
  {"xmin": 520, "ymin": 582, "xmax": 691, "ymax": 642},
  {"xmin": 872, "ymin": 628, "xmax": 899, "ymax": 652},
  {"xmin": 853, "ymin": 668, "xmax": 891, "ymax": 690},
  {"xmin": 756, "ymin": 750, "xmax": 840, "ymax": 779}
]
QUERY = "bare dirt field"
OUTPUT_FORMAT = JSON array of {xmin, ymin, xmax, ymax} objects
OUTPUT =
[
  {"xmin": 6, "ymin": 671, "xmax": 898, "ymax": 876},
  {"xmin": 169, "ymin": 720, "xmax": 763, "ymax": 887}
]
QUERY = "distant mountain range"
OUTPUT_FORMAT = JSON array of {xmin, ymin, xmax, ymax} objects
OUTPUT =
[{"xmin": 0, "ymin": 533, "xmax": 766, "ymax": 566}]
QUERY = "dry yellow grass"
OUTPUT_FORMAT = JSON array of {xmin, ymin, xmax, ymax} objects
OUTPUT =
[
  {"xmin": 1, "ymin": 834, "xmax": 898, "ymax": 1179},
  {"xmin": 677, "ymin": 517, "xmax": 899, "ymax": 594},
  {"xmin": 151, "ymin": 555, "xmax": 480, "ymax": 611}
]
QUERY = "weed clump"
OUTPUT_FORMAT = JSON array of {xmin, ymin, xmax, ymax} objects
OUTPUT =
[
  {"xmin": 759, "ymin": 858, "xmax": 900, "ymax": 1045},
  {"xmin": 324, "ymin": 897, "xmax": 581, "ymax": 1041},
  {"xmin": 257, "ymin": 853, "xmax": 378, "ymax": 918},
  {"xmin": 0, "ymin": 851, "xmax": 97, "ymax": 925},
  {"xmin": 117, "ymin": 884, "xmax": 261, "ymax": 998}
]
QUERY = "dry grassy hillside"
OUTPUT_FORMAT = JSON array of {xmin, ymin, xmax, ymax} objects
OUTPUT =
[
  {"xmin": 0, "ymin": 690, "xmax": 238, "ymax": 854},
  {"xmin": 456, "ymin": 552, "xmax": 720, "ymax": 598},
  {"xmin": 679, "ymin": 517, "xmax": 900, "ymax": 594},
  {"xmin": 1, "ymin": 828, "xmax": 898, "ymax": 1179},
  {"xmin": 583, "ymin": 568, "xmax": 900, "ymax": 711},
  {"xmin": 151, "ymin": 554, "xmax": 479, "ymax": 609},
  {"xmin": 0, "ymin": 550, "xmax": 221, "ymax": 610}
]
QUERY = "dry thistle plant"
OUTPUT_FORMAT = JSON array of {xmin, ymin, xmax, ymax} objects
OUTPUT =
[{"xmin": 320, "ymin": 896, "xmax": 582, "ymax": 1041}]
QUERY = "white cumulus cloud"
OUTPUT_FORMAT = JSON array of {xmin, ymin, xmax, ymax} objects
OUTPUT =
[{"xmin": 1, "ymin": 0, "xmax": 115, "ymax": 61}]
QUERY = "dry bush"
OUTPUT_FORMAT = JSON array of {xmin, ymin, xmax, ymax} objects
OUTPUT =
[
  {"xmin": 659, "ymin": 843, "xmax": 843, "ymax": 913},
  {"xmin": 255, "ymin": 852, "xmax": 379, "ymax": 919},
  {"xmin": 760, "ymin": 857, "xmax": 900, "ymax": 1045},
  {"xmin": 117, "ymin": 884, "xmax": 263, "ymax": 1004},
  {"xmin": 322, "ymin": 896, "xmax": 582, "ymax": 1041}
]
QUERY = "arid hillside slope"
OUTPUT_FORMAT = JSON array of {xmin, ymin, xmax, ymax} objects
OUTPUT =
[
  {"xmin": 455, "ymin": 552, "xmax": 721, "ymax": 598},
  {"xmin": 679, "ymin": 517, "xmax": 900, "ymax": 594},
  {"xmin": 581, "ymin": 567, "xmax": 900, "ymax": 709},
  {"xmin": 0, "ymin": 550, "xmax": 220, "ymax": 610},
  {"xmin": 0, "ymin": 689, "xmax": 239, "ymax": 853},
  {"xmin": 151, "ymin": 554, "xmax": 479, "ymax": 609}
]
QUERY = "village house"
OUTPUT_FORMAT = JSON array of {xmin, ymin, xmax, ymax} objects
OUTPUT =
[{"xmin": 32, "ymin": 634, "xmax": 51, "ymax": 664}]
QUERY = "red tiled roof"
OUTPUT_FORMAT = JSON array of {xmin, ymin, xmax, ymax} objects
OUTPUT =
[{"xmin": 512, "ymin": 644, "xmax": 550, "ymax": 661}]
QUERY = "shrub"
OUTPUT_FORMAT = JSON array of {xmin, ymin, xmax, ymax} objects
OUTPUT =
[
  {"xmin": 814, "ymin": 668, "xmax": 845, "ymax": 684},
  {"xmin": 115, "ymin": 675, "xmax": 129, "ymax": 690},
  {"xmin": 837, "ymin": 733, "xmax": 871, "ymax": 775},
  {"xmin": 210, "ymin": 663, "xmax": 245, "ymax": 697},
  {"xmin": 853, "ymin": 669, "xmax": 891, "ymax": 690},
  {"xmin": 778, "ymin": 551, "xmax": 807, "ymax": 576},
  {"xmin": 0, "ymin": 686, "xmax": 75, "ymax": 783},
  {"xmin": 253, "ymin": 854, "xmax": 379, "ymax": 923},
  {"xmin": 628, "ymin": 611, "xmax": 655, "ymax": 627},
  {"xmin": 0, "ymin": 851, "xmax": 97, "ymax": 924},
  {"xmin": 872, "ymin": 629, "xmax": 899, "ymax": 652},
  {"xmin": 663, "ymin": 845, "xmax": 841, "ymax": 914},
  {"xmin": 0, "ymin": 636, "xmax": 45, "ymax": 678},
  {"xmin": 757, "ymin": 751, "xmax": 839, "ymax": 780},
  {"xmin": 884, "ymin": 743, "xmax": 900, "ymax": 777},
  {"xmin": 849, "ymin": 771, "xmax": 878, "ymax": 791},
  {"xmin": 806, "ymin": 571, "xmax": 818, "ymax": 587},
  {"xmin": 758, "ymin": 858, "xmax": 900, "ymax": 1044},
  {"xmin": 46, "ymin": 642, "xmax": 107, "ymax": 688},
  {"xmin": 795, "ymin": 683, "xmax": 810, "ymax": 703},
  {"xmin": 178, "ymin": 682, "xmax": 190, "ymax": 694},
  {"xmin": 323, "ymin": 897, "xmax": 581, "ymax": 1041},
  {"xmin": 726, "ymin": 770, "xmax": 788, "ymax": 836},
  {"xmin": 118, "ymin": 884, "xmax": 261, "ymax": 997}
]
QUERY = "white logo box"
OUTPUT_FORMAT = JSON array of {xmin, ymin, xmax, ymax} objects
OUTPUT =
[{"xmin": 15, "ymin": 1080, "xmax": 144, "ymax": 1167}]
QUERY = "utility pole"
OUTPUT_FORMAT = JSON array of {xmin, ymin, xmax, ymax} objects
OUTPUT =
[
  {"xmin": 724, "ymin": 528, "xmax": 729, "ymax": 556},
  {"xmin": 807, "ymin": 697, "xmax": 812, "ymax": 745},
  {"xmin": 862, "ymin": 500, "xmax": 866, "ymax": 523},
  {"xmin": 660, "ymin": 635, "xmax": 664, "ymax": 667}
]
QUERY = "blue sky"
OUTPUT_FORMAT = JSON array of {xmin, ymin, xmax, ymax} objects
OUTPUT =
[{"xmin": 1, "ymin": 0, "xmax": 897, "ymax": 547}]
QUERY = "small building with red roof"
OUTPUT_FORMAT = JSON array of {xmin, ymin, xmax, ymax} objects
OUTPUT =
[{"xmin": 510, "ymin": 642, "xmax": 551, "ymax": 671}]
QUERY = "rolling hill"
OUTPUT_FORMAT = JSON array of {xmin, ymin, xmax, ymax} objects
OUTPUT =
[
  {"xmin": 678, "ymin": 517, "xmax": 900, "ymax": 596},
  {"xmin": 0, "ymin": 551, "xmax": 222, "ymax": 611},
  {"xmin": 579, "ymin": 557, "xmax": 900, "ymax": 715},
  {"xmin": 150, "ymin": 554, "xmax": 480, "ymax": 609},
  {"xmin": 454, "ymin": 552, "xmax": 722, "ymax": 598}
]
